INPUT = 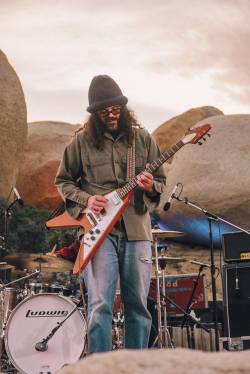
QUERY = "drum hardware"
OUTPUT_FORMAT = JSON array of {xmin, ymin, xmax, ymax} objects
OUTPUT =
[
  {"xmin": 112, "ymin": 291, "xmax": 124, "ymax": 350},
  {"xmin": 151, "ymin": 229, "xmax": 209, "ymax": 349},
  {"xmin": 112, "ymin": 312, "xmax": 124, "ymax": 350},
  {"xmin": 172, "ymin": 191, "xmax": 250, "ymax": 351},
  {"xmin": 152, "ymin": 237, "xmax": 174, "ymax": 349},
  {"xmin": 0, "ymin": 270, "xmax": 41, "ymax": 372},
  {"xmin": 151, "ymin": 229, "xmax": 186, "ymax": 349},
  {"xmin": 152, "ymin": 256, "xmax": 186, "ymax": 266}
]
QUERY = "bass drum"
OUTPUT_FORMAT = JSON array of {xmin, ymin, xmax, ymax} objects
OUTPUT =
[{"xmin": 5, "ymin": 293, "xmax": 87, "ymax": 374}]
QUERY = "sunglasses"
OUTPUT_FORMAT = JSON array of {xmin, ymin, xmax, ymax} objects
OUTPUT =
[{"xmin": 98, "ymin": 105, "xmax": 121, "ymax": 117}]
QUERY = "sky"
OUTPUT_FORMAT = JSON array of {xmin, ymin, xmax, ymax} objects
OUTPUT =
[{"xmin": 0, "ymin": 0, "xmax": 250, "ymax": 133}]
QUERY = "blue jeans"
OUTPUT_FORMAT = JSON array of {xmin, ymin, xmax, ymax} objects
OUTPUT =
[{"xmin": 83, "ymin": 234, "xmax": 152, "ymax": 353}]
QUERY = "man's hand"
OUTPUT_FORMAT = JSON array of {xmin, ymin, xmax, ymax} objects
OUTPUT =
[
  {"xmin": 136, "ymin": 171, "xmax": 154, "ymax": 193},
  {"xmin": 87, "ymin": 195, "xmax": 108, "ymax": 214}
]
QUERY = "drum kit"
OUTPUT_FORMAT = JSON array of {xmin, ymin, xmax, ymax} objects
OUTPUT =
[
  {"xmin": 0, "ymin": 254, "xmax": 87, "ymax": 374},
  {"xmin": 0, "ymin": 229, "xmax": 189, "ymax": 373}
]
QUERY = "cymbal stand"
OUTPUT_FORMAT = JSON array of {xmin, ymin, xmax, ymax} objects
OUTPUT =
[
  {"xmin": 153, "ymin": 236, "xmax": 174, "ymax": 348},
  {"xmin": 0, "ymin": 195, "xmax": 20, "ymax": 262}
]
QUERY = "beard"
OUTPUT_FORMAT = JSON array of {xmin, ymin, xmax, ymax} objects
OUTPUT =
[{"xmin": 101, "ymin": 116, "xmax": 121, "ymax": 133}]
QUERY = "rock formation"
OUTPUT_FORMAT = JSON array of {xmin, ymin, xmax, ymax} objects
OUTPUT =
[
  {"xmin": 58, "ymin": 348, "xmax": 250, "ymax": 374},
  {"xmin": 16, "ymin": 121, "xmax": 80, "ymax": 210},
  {"xmin": 156, "ymin": 114, "xmax": 250, "ymax": 247},
  {"xmin": 0, "ymin": 50, "xmax": 27, "ymax": 199}
]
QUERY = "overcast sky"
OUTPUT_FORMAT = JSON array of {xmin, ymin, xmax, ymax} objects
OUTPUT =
[{"xmin": 1, "ymin": 0, "xmax": 249, "ymax": 132}]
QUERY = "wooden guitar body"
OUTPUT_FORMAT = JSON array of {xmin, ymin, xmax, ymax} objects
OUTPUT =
[{"xmin": 46, "ymin": 190, "xmax": 132, "ymax": 274}]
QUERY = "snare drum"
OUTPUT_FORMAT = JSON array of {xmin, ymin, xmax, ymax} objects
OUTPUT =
[{"xmin": 5, "ymin": 293, "xmax": 87, "ymax": 374}]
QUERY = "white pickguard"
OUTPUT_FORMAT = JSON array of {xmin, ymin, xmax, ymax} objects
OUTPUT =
[{"xmin": 81, "ymin": 190, "xmax": 125, "ymax": 261}]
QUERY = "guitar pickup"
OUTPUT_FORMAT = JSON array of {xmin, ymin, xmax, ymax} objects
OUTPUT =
[
  {"xmin": 86, "ymin": 212, "xmax": 98, "ymax": 226},
  {"xmin": 111, "ymin": 193, "xmax": 121, "ymax": 206}
]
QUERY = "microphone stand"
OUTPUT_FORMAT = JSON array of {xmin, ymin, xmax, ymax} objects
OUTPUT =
[
  {"xmin": 35, "ymin": 304, "xmax": 78, "ymax": 352},
  {"xmin": 173, "ymin": 194, "xmax": 250, "ymax": 351},
  {"xmin": 181, "ymin": 265, "xmax": 205, "ymax": 349},
  {"xmin": 150, "ymin": 282, "xmax": 210, "ymax": 334},
  {"xmin": 0, "ymin": 198, "xmax": 20, "ymax": 261}
]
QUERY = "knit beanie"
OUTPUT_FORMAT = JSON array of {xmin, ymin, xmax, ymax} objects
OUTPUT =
[{"xmin": 87, "ymin": 75, "xmax": 128, "ymax": 113}]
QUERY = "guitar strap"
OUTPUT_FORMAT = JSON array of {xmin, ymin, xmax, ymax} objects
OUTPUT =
[
  {"xmin": 126, "ymin": 132, "xmax": 135, "ymax": 181},
  {"xmin": 126, "ymin": 130, "xmax": 135, "ymax": 205}
]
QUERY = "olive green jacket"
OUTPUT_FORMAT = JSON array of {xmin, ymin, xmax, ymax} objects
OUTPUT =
[{"xmin": 55, "ymin": 127, "xmax": 166, "ymax": 241}]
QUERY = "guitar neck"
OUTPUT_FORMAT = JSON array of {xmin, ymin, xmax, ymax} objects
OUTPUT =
[{"xmin": 118, "ymin": 140, "xmax": 184, "ymax": 199}]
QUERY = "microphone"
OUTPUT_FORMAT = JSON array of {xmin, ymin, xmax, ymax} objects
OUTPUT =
[
  {"xmin": 163, "ymin": 183, "xmax": 179, "ymax": 211},
  {"xmin": 35, "ymin": 340, "xmax": 48, "ymax": 352},
  {"xmin": 235, "ymin": 276, "xmax": 239, "ymax": 290},
  {"xmin": 190, "ymin": 260, "xmax": 211, "ymax": 268},
  {"xmin": 235, "ymin": 269, "xmax": 240, "ymax": 290},
  {"xmin": 13, "ymin": 187, "xmax": 24, "ymax": 206}
]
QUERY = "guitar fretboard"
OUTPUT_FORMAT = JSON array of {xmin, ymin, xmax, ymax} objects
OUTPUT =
[{"xmin": 117, "ymin": 140, "xmax": 184, "ymax": 199}]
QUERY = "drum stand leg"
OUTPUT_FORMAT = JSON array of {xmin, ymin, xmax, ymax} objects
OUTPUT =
[
  {"xmin": 0, "ymin": 324, "xmax": 16, "ymax": 373},
  {"xmin": 153, "ymin": 239, "xmax": 174, "ymax": 349}
]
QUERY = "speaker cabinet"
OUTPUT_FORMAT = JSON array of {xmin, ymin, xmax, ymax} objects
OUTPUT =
[
  {"xmin": 223, "ymin": 262, "xmax": 250, "ymax": 339},
  {"xmin": 222, "ymin": 231, "xmax": 250, "ymax": 262}
]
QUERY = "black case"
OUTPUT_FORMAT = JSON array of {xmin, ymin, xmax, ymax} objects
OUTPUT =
[{"xmin": 222, "ymin": 262, "xmax": 250, "ymax": 339}]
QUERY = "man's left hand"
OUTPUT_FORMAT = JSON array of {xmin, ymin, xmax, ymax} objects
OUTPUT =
[{"xmin": 136, "ymin": 171, "xmax": 154, "ymax": 193}]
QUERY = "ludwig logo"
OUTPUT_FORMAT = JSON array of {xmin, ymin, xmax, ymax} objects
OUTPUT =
[{"xmin": 25, "ymin": 309, "xmax": 68, "ymax": 318}]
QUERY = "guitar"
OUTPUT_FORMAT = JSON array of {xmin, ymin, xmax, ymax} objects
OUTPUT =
[{"xmin": 46, "ymin": 123, "xmax": 212, "ymax": 274}]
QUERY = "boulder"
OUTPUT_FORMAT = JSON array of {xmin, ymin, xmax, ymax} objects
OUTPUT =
[
  {"xmin": 156, "ymin": 114, "xmax": 250, "ymax": 247},
  {"xmin": 0, "ymin": 50, "xmax": 27, "ymax": 198},
  {"xmin": 153, "ymin": 106, "xmax": 223, "ymax": 159},
  {"xmin": 16, "ymin": 121, "xmax": 80, "ymax": 210},
  {"xmin": 58, "ymin": 348, "xmax": 250, "ymax": 374}
]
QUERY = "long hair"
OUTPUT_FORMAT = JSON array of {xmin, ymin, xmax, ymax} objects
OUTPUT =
[{"xmin": 76, "ymin": 106, "xmax": 141, "ymax": 150}]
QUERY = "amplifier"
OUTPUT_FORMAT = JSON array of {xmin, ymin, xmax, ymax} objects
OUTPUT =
[
  {"xmin": 149, "ymin": 273, "xmax": 208, "ymax": 316},
  {"xmin": 222, "ymin": 231, "xmax": 250, "ymax": 262},
  {"xmin": 222, "ymin": 262, "xmax": 250, "ymax": 339}
]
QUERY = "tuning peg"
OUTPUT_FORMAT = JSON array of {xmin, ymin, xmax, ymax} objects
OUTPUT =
[
  {"xmin": 203, "ymin": 137, "xmax": 206, "ymax": 141},
  {"xmin": 207, "ymin": 133, "xmax": 211, "ymax": 137},
  {"xmin": 198, "ymin": 141, "xmax": 203, "ymax": 145}
]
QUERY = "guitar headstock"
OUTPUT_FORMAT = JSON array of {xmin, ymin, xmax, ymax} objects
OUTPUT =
[{"xmin": 182, "ymin": 123, "xmax": 212, "ymax": 145}]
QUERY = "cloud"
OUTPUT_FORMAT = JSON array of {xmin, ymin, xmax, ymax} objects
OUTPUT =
[
  {"xmin": 143, "ymin": 0, "xmax": 250, "ymax": 104},
  {"xmin": 0, "ymin": 0, "xmax": 249, "ymax": 130}
]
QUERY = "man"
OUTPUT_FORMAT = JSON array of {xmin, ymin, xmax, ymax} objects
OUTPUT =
[{"xmin": 55, "ymin": 75, "xmax": 166, "ymax": 353}]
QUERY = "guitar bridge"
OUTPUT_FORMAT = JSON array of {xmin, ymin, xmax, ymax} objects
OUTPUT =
[{"xmin": 86, "ymin": 212, "xmax": 98, "ymax": 226}]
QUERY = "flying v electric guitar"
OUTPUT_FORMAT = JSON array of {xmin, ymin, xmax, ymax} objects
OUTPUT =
[{"xmin": 46, "ymin": 123, "xmax": 212, "ymax": 274}]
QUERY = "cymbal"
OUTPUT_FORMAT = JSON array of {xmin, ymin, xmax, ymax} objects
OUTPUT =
[
  {"xmin": 151, "ymin": 229, "xmax": 185, "ymax": 238},
  {"xmin": 0, "ymin": 262, "xmax": 15, "ymax": 270},
  {"xmin": 5, "ymin": 253, "xmax": 73, "ymax": 273},
  {"xmin": 152, "ymin": 256, "xmax": 186, "ymax": 264}
]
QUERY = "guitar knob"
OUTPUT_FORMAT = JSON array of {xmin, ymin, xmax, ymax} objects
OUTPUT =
[
  {"xmin": 95, "ymin": 229, "xmax": 101, "ymax": 234},
  {"xmin": 89, "ymin": 230, "xmax": 94, "ymax": 235},
  {"xmin": 90, "ymin": 236, "xmax": 96, "ymax": 241}
]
